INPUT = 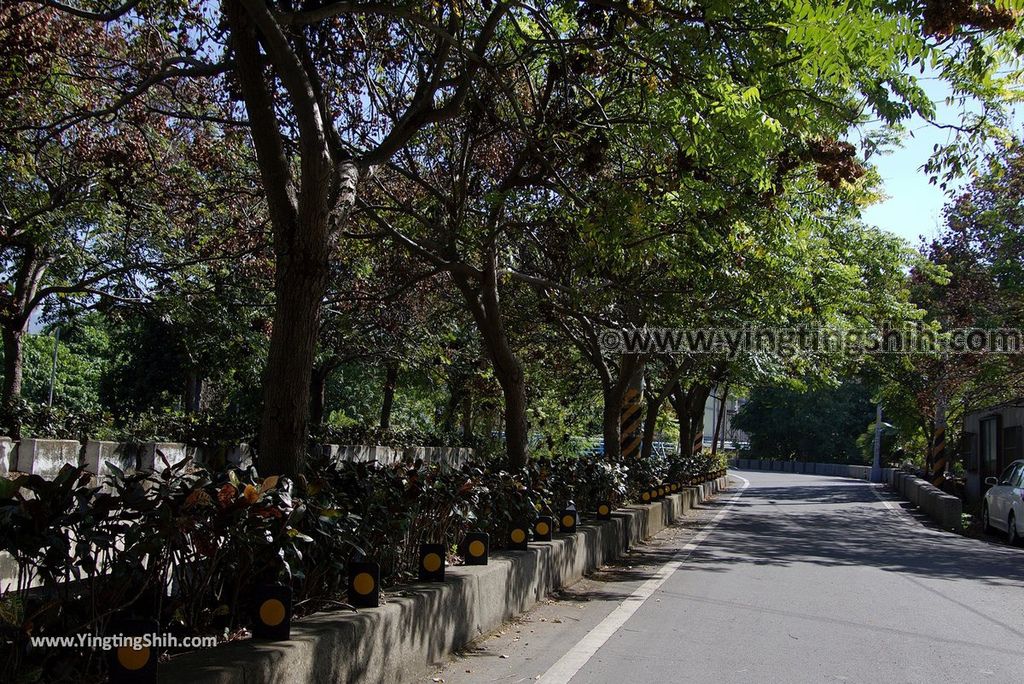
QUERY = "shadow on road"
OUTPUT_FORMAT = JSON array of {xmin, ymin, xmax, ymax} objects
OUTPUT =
[{"xmin": 700, "ymin": 477, "xmax": 1024, "ymax": 587}]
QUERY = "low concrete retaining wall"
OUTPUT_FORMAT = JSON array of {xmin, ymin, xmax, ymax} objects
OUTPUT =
[
  {"xmin": 732, "ymin": 458, "xmax": 871, "ymax": 480},
  {"xmin": 162, "ymin": 476, "xmax": 731, "ymax": 684},
  {"xmin": 888, "ymin": 470, "xmax": 962, "ymax": 531}
]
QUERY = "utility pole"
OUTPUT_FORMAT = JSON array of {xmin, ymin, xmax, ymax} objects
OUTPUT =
[
  {"xmin": 871, "ymin": 402, "xmax": 883, "ymax": 483},
  {"xmin": 930, "ymin": 388, "xmax": 947, "ymax": 487}
]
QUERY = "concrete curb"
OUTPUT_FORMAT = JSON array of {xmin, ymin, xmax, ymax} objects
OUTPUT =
[{"xmin": 162, "ymin": 476, "xmax": 731, "ymax": 683}]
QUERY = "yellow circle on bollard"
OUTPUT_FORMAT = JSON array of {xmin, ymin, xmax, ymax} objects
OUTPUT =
[
  {"xmin": 510, "ymin": 528, "xmax": 526, "ymax": 543},
  {"xmin": 468, "ymin": 540, "xmax": 486, "ymax": 557},
  {"xmin": 642, "ymin": 492, "xmax": 650, "ymax": 501},
  {"xmin": 117, "ymin": 645, "xmax": 150, "ymax": 671},
  {"xmin": 562, "ymin": 514, "xmax": 574, "ymax": 528},
  {"xmin": 259, "ymin": 598, "xmax": 287, "ymax": 627},
  {"xmin": 423, "ymin": 552, "xmax": 442, "ymax": 572},
  {"xmin": 598, "ymin": 504, "xmax": 610, "ymax": 516},
  {"xmin": 535, "ymin": 521, "xmax": 550, "ymax": 536},
  {"xmin": 353, "ymin": 572, "xmax": 375, "ymax": 595}
]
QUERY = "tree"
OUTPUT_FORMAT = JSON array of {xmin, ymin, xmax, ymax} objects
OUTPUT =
[
  {"xmin": 0, "ymin": 5, "xmax": 247, "ymax": 434},
  {"xmin": 34, "ymin": 0, "xmax": 1024, "ymax": 473},
  {"xmin": 734, "ymin": 380, "xmax": 875, "ymax": 462},
  {"xmin": 869, "ymin": 140, "xmax": 1024, "ymax": 471}
]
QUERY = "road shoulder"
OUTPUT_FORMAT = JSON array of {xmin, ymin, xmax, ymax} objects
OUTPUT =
[{"xmin": 424, "ymin": 481, "xmax": 738, "ymax": 683}]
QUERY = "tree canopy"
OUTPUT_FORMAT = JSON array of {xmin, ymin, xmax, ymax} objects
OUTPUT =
[{"xmin": 2, "ymin": 0, "xmax": 1023, "ymax": 474}]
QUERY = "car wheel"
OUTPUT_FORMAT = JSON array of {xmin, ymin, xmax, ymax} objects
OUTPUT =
[
  {"xmin": 1009, "ymin": 514, "xmax": 1021, "ymax": 547},
  {"xmin": 982, "ymin": 503, "xmax": 992, "ymax": 534}
]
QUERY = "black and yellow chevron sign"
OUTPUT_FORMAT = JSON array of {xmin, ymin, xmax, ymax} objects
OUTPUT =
[
  {"xmin": 620, "ymin": 387, "xmax": 643, "ymax": 459},
  {"xmin": 931, "ymin": 425, "xmax": 946, "ymax": 487}
]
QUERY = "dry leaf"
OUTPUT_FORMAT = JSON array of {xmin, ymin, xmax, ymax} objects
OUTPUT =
[{"xmin": 242, "ymin": 484, "xmax": 260, "ymax": 504}]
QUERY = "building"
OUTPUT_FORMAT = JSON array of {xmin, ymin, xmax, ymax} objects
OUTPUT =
[{"xmin": 962, "ymin": 398, "xmax": 1024, "ymax": 503}]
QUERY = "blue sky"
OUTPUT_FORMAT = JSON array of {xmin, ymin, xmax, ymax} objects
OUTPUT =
[
  {"xmin": 860, "ymin": 77, "xmax": 1019, "ymax": 249},
  {"xmin": 861, "ymin": 128, "xmax": 957, "ymax": 250}
]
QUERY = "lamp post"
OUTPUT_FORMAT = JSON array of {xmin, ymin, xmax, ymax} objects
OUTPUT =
[{"xmin": 47, "ymin": 327, "xmax": 60, "ymax": 407}]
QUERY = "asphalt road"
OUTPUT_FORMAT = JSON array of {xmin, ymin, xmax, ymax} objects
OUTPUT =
[{"xmin": 427, "ymin": 470, "xmax": 1024, "ymax": 684}]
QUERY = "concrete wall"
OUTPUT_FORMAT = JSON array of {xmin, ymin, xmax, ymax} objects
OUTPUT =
[
  {"xmin": 10, "ymin": 438, "xmax": 194, "ymax": 479},
  {"xmin": 15, "ymin": 438, "xmax": 83, "ymax": 479},
  {"xmin": 1, "ymin": 437, "xmax": 474, "ymax": 481},
  {"xmin": 162, "ymin": 475, "xmax": 731, "ymax": 684},
  {"xmin": 731, "ymin": 458, "xmax": 871, "ymax": 480},
  {"xmin": 0, "ymin": 436, "xmax": 13, "ymax": 475},
  {"xmin": 82, "ymin": 440, "xmax": 134, "ymax": 478},
  {"xmin": 318, "ymin": 444, "xmax": 474, "ymax": 468},
  {"xmin": 139, "ymin": 442, "xmax": 189, "ymax": 470}
]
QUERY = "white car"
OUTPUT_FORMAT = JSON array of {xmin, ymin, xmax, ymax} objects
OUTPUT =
[{"xmin": 983, "ymin": 459, "xmax": 1024, "ymax": 545}]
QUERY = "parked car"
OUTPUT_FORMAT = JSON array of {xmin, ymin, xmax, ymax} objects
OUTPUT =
[{"xmin": 983, "ymin": 459, "xmax": 1024, "ymax": 545}]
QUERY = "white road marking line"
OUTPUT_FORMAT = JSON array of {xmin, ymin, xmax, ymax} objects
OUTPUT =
[
  {"xmin": 868, "ymin": 482, "xmax": 916, "ymax": 526},
  {"xmin": 537, "ymin": 475, "xmax": 750, "ymax": 684}
]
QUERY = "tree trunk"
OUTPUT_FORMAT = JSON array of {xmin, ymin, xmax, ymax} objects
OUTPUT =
[
  {"xmin": 258, "ymin": 257, "xmax": 329, "ymax": 476},
  {"xmin": 673, "ymin": 391, "xmax": 691, "ymax": 458},
  {"xmin": 711, "ymin": 385, "xmax": 728, "ymax": 456},
  {"xmin": 628, "ymin": 357, "xmax": 696, "ymax": 462},
  {"xmin": 669, "ymin": 383, "xmax": 711, "ymax": 458},
  {"xmin": 689, "ymin": 385, "xmax": 710, "ymax": 456},
  {"xmin": 2, "ymin": 244, "xmax": 48, "ymax": 437},
  {"xmin": 309, "ymin": 364, "xmax": 331, "ymax": 428},
  {"xmin": 500, "ymin": 366, "xmax": 529, "ymax": 466},
  {"xmin": 379, "ymin": 361, "xmax": 398, "ymax": 430},
  {"xmin": 228, "ymin": 1, "xmax": 347, "ymax": 476},
  {"xmin": 183, "ymin": 372, "xmax": 204, "ymax": 415},
  {"xmin": 1, "ymin": 325, "xmax": 25, "ymax": 436},
  {"xmin": 2, "ymin": 327, "xmax": 24, "ymax": 408},
  {"xmin": 600, "ymin": 354, "xmax": 643, "ymax": 462},
  {"xmin": 454, "ymin": 264, "xmax": 529, "ymax": 468},
  {"xmin": 640, "ymin": 388, "xmax": 661, "ymax": 462},
  {"xmin": 461, "ymin": 391, "xmax": 473, "ymax": 440}
]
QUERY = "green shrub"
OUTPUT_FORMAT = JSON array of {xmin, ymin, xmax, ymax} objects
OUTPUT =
[{"xmin": 0, "ymin": 448, "xmax": 687, "ymax": 681}]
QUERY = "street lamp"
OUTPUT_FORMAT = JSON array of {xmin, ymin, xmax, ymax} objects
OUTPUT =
[{"xmin": 47, "ymin": 327, "xmax": 60, "ymax": 406}]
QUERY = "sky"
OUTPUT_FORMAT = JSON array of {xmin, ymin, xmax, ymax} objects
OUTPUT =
[
  {"xmin": 861, "ymin": 77, "xmax": 1020, "ymax": 249},
  {"xmin": 861, "ymin": 126, "xmax": 958, "ymax": 249}
]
